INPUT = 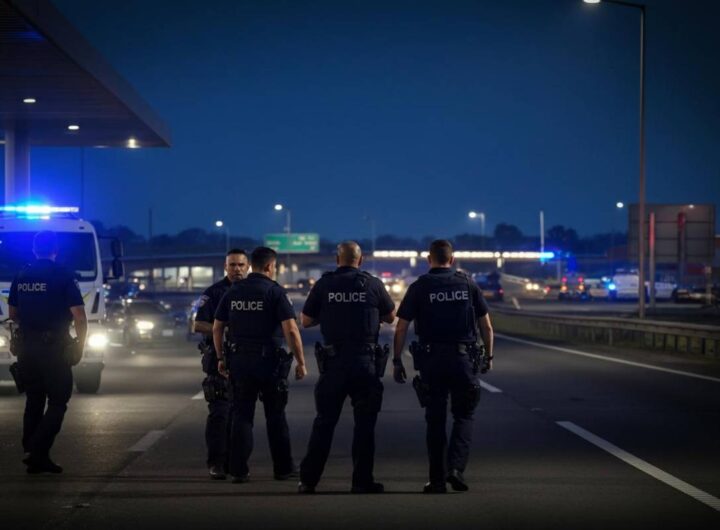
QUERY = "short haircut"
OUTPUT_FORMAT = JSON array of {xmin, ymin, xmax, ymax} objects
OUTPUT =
[
  {"xmin": 33, "ymin": 230, "xmax": 58, "ymax": 257},
  {"xmin": 251, "ymin": 246, "xmax": 277, "ymax": 270},
  {"xmin": 337, "ymin": 240, "xmax": 362, "ymax": 265},
  {"xmin": 429, "ymin": 239, "xmax": 453, "ymax": 265},
  {"xmin": 226, "ymin": 248, "xmax": 248, "ymax": 258}
]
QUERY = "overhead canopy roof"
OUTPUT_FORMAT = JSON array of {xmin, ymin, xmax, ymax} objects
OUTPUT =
[{"xmin": 0, "ymin": 0, "xmax": 170, "ymax": 147}]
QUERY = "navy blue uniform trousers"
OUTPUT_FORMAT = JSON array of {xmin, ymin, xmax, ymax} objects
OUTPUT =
[
  {"xmin": 227, "ymin": 352, "xmax": 294, "ymax": 477},
  {"xmin": 420, "ymin": 351, "xmax": 481, "ymax": 484},
  {"xmin": 300, "ymin": 350, "xmax": 383, "ymax": 487},
  {"xmin": 19, "ymin": 350, "xmax": 73, "ymax": 458}
]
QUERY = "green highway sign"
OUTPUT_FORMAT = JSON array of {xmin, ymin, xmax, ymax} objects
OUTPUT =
[{"xmin": 264, "ymin": 233, "xmax": 320, "ymax": 253}]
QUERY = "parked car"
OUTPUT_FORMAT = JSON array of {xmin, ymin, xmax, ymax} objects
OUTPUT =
[
  {"xmin": 672, "ymin": 285, "xmax": 719, "ymax": 305},
  {"xmin": 107, "ymin": 300, "xmax": 179, "ymax": 347}
]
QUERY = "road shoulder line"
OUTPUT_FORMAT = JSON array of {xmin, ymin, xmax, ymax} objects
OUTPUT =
[
  {"xmin": 496, "ymin": 333, "xmax": 720, "ymax": 383},
  {"xmin": 128, "ymin": 430, "xmax": 165, "ymax": 452},
  {"xmin": 557, "ymin": 421, "xmax": 720, "ymax": 512}
]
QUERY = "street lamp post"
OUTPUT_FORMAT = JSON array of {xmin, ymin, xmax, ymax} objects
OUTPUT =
[
  {"xmin": 363, "ymin": 215, "xmax": 377, "ymax": 274},
  {"xmin": 215, "ymin": 220, "xmax": 229, "ymax": 253},
  {"xmin": 611, "ymin": 202, "xmax": 625, "ymax": 275},
  {"xmin": 273, "ymin": 204, "xmax": 292, "ymax": 283},
  {"xmin": 583, "ymin": 0, "xmax": 647, "ymax": 318},
  {"xmin": 468, "ymin": 211, "xmax": 486, "ymax": 249}
]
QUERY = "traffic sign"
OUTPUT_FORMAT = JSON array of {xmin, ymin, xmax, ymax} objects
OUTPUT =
[{"xmin": 264, "ymin": 233, "xmax": 319, "ymax": 253}]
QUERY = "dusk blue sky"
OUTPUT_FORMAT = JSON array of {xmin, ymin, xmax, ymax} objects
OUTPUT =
[{"xmin": 13, "ymin": 0, "xmax": 720, "ymax": 241}]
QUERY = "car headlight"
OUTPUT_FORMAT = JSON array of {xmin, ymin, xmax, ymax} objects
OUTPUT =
[
  {"xmin": 136, "ymin": 320, "xmax": 155, "ymax": 331},
  {"xmin": 384, "ymin": 285, "xmax": 390, "ymax": 292},
  {"xmin": 88, "ymin": 333, "xmax": 109, "ymax": 350},
  {"xmin": 0, "ymin": 335, "xmax": 7, "ymax": 349},
  {"xmin": 391, "ymin": 284, "xmax": 403, "ymax": 294}
]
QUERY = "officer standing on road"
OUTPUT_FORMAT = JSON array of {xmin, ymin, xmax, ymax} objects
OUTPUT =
[
  {"xmin": 8, "ymin": 231, "xmax": 87, "ymax": 474},
  {"xmin": 193, "ymin": 249, "xmax": 250, "ymax": 480},
  {"xmin": 212, "ymin": 246, "xmax": 307, "ymax": 483},
  {"xmin": 393, "ymin": 239, "xmax": 494, "ymax": 493},
  {"xmin": 298, "ymin": 241, "xmax": 395, "ymax": 494}
]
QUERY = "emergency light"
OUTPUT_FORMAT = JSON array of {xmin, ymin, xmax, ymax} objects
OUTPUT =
[{"xmin": 0, "ymin": 205, "xmax": 79, "ymax": 214}]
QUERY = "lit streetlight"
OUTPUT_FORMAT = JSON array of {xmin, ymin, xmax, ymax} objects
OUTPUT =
[
  {"xmin": 215, "ymin": 220, "xmax": 229, "ymax": 253},
  {"xmin": 583, "ymin": 0, "xmax": 647, "ymax": 318},
  {"xmin": 274, "ymin": 203, "xmax": 292, "ymax": 234},
  {"xmin": 468, "ymin": 210, "xmax": 486, "ymax": 249}
]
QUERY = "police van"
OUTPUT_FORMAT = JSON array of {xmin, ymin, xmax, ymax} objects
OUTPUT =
[{"xmin": 0, "ymin": 205, "xmax": 124, "ymax": 393}]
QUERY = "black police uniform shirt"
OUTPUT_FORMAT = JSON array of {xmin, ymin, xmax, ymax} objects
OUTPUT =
[
  {"xmin": 195, "ymin": 276, "xmax": 233, "ymax": 351},
  {"xmin": 8, "ymin": 259, "xmax": 84, "ymax": 333},
  {"xmin": 302, "ymin": 266, "xmax": 395, "ymax": 345},
  {"xmin": 214, "ymin": 272, "xmax": 295, "ymax": 348},
  {"xmin": 397, "ymin": 268, "xmax": 488, "ymax": 343}
]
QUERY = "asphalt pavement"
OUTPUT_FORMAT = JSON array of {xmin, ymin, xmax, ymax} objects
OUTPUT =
[{"xmin": 1, "ymin": 324, "xmax": 719, "ymax": 530}]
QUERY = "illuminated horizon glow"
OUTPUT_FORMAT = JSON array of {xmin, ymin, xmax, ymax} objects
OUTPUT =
[{"xmin": 373, "ymin": 250, "xmax": 554, "ymax": 260}]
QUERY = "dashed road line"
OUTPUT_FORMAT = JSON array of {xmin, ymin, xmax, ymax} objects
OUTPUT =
[
  {"xmin": 557, "ymin": 421, "xmax": 720, "ymax": 512},
  {"xmin": 479, "ymin": 380, "xmax": 502, "ymax": 393},
  {"xmin": 496, "ymin": 333, "xmax": 720, "ymax": 383},
  {"xmin": 128, "ymin": 430, "xmax": 165, "ymax": 452}
]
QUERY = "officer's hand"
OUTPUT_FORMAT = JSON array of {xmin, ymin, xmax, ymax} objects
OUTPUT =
[
  {"xmin": 218, "ymin": 359, "xmax": 229, "ymax": 379},
  {"xmin": 481, "ymin": 356, "xmax": 493, "ymax": 374},
  {"xmin": 393, "ymin": 360, "xmax": 407, "ymax": 384},
  {"xmin": 295, "ymin": 363, "xmax": 307, "ymax": 380}
]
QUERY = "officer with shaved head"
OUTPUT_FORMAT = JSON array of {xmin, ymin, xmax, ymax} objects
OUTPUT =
[{"xmin": 298, "ymin": 241, "xmax": 395, "ymax": 494}]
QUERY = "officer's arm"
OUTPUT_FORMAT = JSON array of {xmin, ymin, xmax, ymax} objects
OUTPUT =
[
  {"xmin": 300, "ymin": 312, "xmax": 318, "ymax": 328},
  {"xmin": 193, "ymin": 320, "xmax": 213, "ymax": 335},
  {"xmin": 393, "ymin": 318, "xmax": 410, "ymax": 361},
  {"xmin": 212, "ymin": 320, "xmax": 227, "ymax": 358},
  {"xmin": 8, "ymin": 305, "xmax": 18, "ymax": 322},
  {"xmin": 478, "ymin": 314, "xmax": 494, "ymax": 356},
  {"xmin": 380, "ymin": 309, "xmax": 396, "ymax": 324},
  {"xmin": 281, "ymin": 318, "xmax": 306, "ymax": 376},
  {"xmin": 70, "ymin": 305, "xmax": 88, "ymax": 346}
]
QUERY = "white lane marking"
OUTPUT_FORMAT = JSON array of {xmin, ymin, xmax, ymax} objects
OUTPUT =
[
  {"xmin": 128, "ymin": 430, "xmax": 165, "ymax": 452},
  {"xmin": 191, "ymin": 391, "xmax": 204, "ymax": 400},
  {"xmin": 496, "ymin": 333, "xmax": 720, "ymax": 384},
  {"xmin": 557, "ymin": 421, "xmax": 720, "ymax": 512},
  {"xmin": 479, "ymin": 380, "xmax": 502, "ymax": 393}
]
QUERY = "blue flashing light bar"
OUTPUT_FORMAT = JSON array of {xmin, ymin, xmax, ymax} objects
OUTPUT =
[{"xmin": 0, "ymin": 205, "xmax": 79, "ymax": 215}]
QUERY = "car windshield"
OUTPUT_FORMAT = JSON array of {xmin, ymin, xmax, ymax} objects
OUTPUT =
[
  {"xmin": 0, "ymin": 231, "xmax": 97, "ymax": 282},
  {"xmin": 127, "ymin": 303, "xmax": 167, "ymax": 316}
]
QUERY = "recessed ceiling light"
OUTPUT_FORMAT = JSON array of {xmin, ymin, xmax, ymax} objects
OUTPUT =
[
  {"xmin": 127, "ymin": 137, "xmax": 139, "ymax": 148},
  {"xmin": 67, "ymin": 124, "xmax": 80, "ymax": 131},
  {"xmin": 23, "ymin": 98, "xmax": 36, "ymax": 104}
]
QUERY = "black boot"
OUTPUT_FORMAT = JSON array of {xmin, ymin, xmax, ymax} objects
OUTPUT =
[{"xmin": 446, "ymin": 469, "xmax": 469, "ymax": 492}]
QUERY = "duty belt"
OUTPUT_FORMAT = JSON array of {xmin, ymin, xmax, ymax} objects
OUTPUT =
[
  {"xmin": 323, "ymin": 343, "xmax": 377, "ymax": 355},
  {"xmin": 227, "ymin": 342, "xmax": 277, "ymax": 356},
  {"xmin": 418, "ymin": 342, "xmax": 476, "ymax": 354}
]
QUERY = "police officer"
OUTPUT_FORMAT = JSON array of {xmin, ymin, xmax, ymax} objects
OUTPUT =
[
  {"xmin": 212, "ymin": 246, "xmax": 307, "ymax": 483},
  {"xmin": 393, "ymin": 239, "xmax": 494, "ymax": 493},
  {"xmin": 8, "ymin": 231, "xmax": 87, "ymax": 474},
  {"xmin": 193, "ymin": 249, "xmax": 250, "ymax": 480},
  {"xmin": 298, "ymin": 241, "xmax": 395, "ymax": 494}
]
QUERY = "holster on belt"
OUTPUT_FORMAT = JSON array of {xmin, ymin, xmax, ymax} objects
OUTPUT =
[
  {"xmin": 63, "ymin": 337, "xmax": 83, "ymax": 366},
  {"xmin": 202, "ymin": 374, "xmax": 228, "ymax": 402},
  {"xmin": 374, "ymin": 344, "xmax": 390, "ymax": 378},
  {"xmin": 409, "ymin": 341, "xmax": 430, "ymax": 371},
  {"xmin": 314, "ymin": 342, "xmax": 334, "ymax": 375},
  {"xmin": 9, "ymin": 326, "xmax": 24, "ymax": 358}
]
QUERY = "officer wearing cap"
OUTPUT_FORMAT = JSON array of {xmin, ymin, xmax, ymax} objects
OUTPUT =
[
  {"xmin": 213, "ymin": 246, "xmax": 307, "ymax": 483},
  {"xmin": 298, "ymin": 241, "xmax": 395, "ymax": 494},
  {"xmin": 8, "ymin": 230, "xmax": 87, "ymax": 474},
  {"xmin": 393, "ymin": 239, "xmax": 494, "ymax": 494},
  {"xmin": 193, "ymin": 249, "xmax": 250, "ymax": 480}
]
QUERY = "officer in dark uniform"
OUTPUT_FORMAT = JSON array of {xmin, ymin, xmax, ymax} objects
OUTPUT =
[
  {"xmin": 193, "ymin": 249, "xmax": 249, "ymax": 480},
  {"xmin": 213, "ymin": 246, "xmax": 307, "ymax": 483},
  {"xmin": 393, "ymin": 239, "xmax": 494, "ymax": 493},
  {"xmin": 8, "ymin": 231, "xmax": 87, "ymax": 474},
  {"xmin": 298, "ymin": 241, "xmax": 395, "ymax": 494}
]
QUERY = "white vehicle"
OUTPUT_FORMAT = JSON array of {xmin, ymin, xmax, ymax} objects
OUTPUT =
[
  {"xmin": 610, "ymin": 271, "xmax": 675, "ymax": 301},
  {"xmin": 0, "ymin": 205, "xmax": 123, "ymax": 393}
]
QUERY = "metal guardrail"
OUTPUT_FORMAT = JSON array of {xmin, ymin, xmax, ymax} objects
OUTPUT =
[{"xmin": 491, "ymin": 307, "xmax": 720, "ymax": 358}]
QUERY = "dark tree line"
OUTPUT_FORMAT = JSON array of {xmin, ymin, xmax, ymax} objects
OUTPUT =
[{"xmin": 92, "ymin": 220, "xmax": 627, "ymax": 257}]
